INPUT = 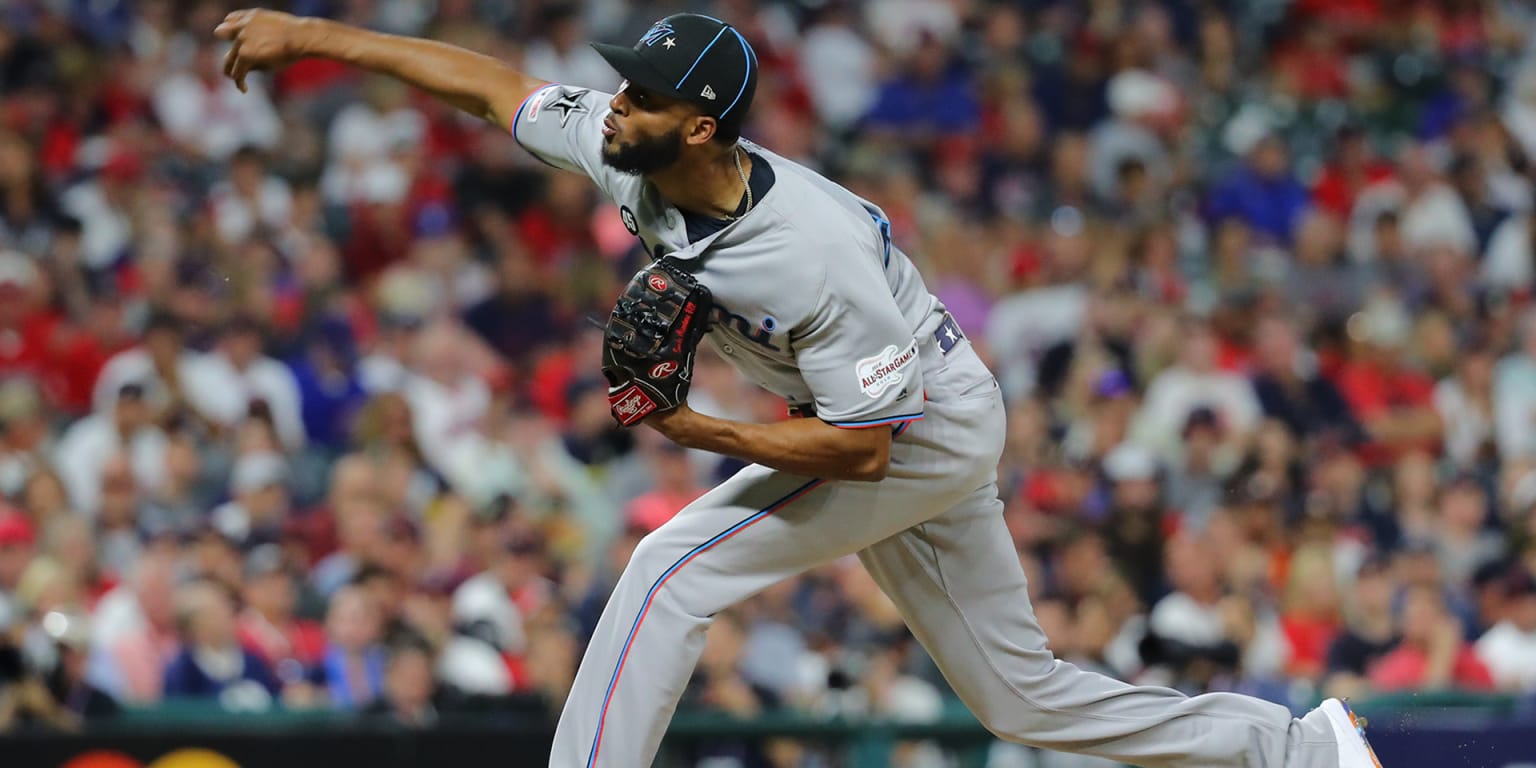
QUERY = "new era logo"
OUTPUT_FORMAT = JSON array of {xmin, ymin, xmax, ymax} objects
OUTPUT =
[{"xmin": 701, "ymin": 85, "xmax": 716, "ymax": 100}]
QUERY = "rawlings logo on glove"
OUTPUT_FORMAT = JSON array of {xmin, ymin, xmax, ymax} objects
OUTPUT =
[{"xmin": 602, "ymin": 259, "xmax": 714, "ymax": 427}]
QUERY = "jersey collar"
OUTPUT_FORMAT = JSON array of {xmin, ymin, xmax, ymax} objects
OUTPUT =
[{"xmin": 648, "ymin": 142, "xmax": 774, "ymax": 263}]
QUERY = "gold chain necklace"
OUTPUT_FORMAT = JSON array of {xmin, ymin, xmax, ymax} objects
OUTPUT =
[{"xmin": 727, "ymin": 146, "xmax": 752, "ymax": 220}]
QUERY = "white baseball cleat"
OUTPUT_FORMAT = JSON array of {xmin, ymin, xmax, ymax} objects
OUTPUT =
[{"xmin": 1319, "ymin": 698, "xmax": 1385, "ymax": 768}]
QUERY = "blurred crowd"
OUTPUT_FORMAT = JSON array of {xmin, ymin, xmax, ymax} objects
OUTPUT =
[{"xmin": 3, "ymin": 0, "xmax": 1536, "ymax": 762}]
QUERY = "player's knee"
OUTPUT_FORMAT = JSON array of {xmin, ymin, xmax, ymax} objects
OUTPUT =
[
  {"xmin": 623, "ymin": 529, "xmax": 706, "ymax": 594},
  {"xmin": 968, "ymin": 701, "xmax": 1060, "ymax": 747},
  {"xmin": 624, "ymin": 531, "xmax": 673, "ymax": 579},
  {"xmin": 951, "ymin": 659, "xmax": 1070, "ymax": 742}
]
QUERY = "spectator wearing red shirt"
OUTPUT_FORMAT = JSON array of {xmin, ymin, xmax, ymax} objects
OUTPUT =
[
  {"xmin": 1333, "ymin": 296, "xmax": 1442, "ymax": 465},
  {"xmin": 0, "ymin": 252, "xmax": 57, "ymax": 378},
  {"xmin": 1369, "ymin": 584, "xmax": 1494, "ymax": 692},
  {"xmin": 514, "ymin": 172, "xmax": 598, "ymax": 270},
  {"xmin": 1292, "ymin": 0, "xmax": 1382, "ymax": 43},
  {"xmin": 1279, "ymin": 547, "xmax": 1341, "ymax": 680},
  {"xmin": 623, "ymin": 439, "xmax": 706, "ymax": 535},
  {"xmin": 1311, "ymin": 126, "xmax": 1395, "ymax": 220},
  {"xmin": 1272, "ymin": 23, "xmax": 1350, "ymax": 103},
  {"xmin": 238, "ymin": 544, "xmax": 326, "ymax": 683}
]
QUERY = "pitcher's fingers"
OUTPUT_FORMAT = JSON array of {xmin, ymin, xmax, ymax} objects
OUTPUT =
[
  {"xmin": 230, "ymin": 53, "xmax": 252, "ymax": 93},
  {"xmin": 223, "ymin": 39, "xmax": 242, "ymax": 78},
  {"xmin": 215, "ymin": 10, "xmax": 249, "ymax": 36}
]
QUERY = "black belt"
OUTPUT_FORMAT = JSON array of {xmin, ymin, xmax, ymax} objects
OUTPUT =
[{"xmin": 789, "ymin": 312, "xmax": 965, "ymax": 419}]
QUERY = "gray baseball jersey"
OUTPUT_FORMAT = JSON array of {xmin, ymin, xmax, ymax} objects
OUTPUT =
[
  {"xmin": 512, "ymin": 83, "xmax": 1340, "ymax": 768},
  {"xmin": 514, "ymin": 83, "xmax": 939, "ymax": 428}
]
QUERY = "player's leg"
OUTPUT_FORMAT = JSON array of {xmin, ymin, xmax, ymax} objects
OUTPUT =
[
  {"xmin": 549, "ymin": 460, "xmax": 969, "ymax": 768},
  {"xmin": 858, "ymin": 483, "xmax": 1344, "ymax": 768}
]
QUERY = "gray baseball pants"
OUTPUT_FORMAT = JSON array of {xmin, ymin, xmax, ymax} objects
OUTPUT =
[{"xmin": 550, "ymin": 341, "xmax": 1339, "ymax": 767}]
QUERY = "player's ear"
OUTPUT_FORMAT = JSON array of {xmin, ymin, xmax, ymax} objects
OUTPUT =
[{"xmin": 684, "ymin": 114, "xmax": 717, "ymax": 147}]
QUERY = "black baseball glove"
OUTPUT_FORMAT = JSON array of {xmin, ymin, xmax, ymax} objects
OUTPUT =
[{"xmin": 601, "ymin": 259, "xmax": 713, "ymax": 426}]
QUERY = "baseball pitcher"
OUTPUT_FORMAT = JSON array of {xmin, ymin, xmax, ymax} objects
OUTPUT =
[{"xmin": 216, "ymin": 10, "xmax": 1383, "ymax": 768}]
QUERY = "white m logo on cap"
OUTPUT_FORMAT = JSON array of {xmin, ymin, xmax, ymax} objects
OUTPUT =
[{"xmin": 701, "ymin": 85, "xmax": 716, "ymax": 100}]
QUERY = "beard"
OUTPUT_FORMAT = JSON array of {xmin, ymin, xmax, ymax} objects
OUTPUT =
[{"xmin": 601, "ymin": 127, "xmax": 684, "ymax": 175}]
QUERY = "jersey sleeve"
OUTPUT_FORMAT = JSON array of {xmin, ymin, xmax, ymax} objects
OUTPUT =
[
  {"xmin": 509, "ymin": 84, "xmax": 615, "ymax": 187},
  {"xmin": 792, "ymin": 264, "xmax": 925, "ymax": 429}
]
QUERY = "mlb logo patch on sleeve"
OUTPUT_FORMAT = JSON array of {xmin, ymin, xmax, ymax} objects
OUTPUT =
[{"xmin": 525, "ymin": 86, "xmax": 553, "ymax": 122}]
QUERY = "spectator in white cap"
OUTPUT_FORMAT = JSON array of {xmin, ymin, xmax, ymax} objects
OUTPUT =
[
  {"xmin": 209, "ymin": 451, "xmax": 291, "ymax": 550},
  {"xmin": 1090, "ymin": 68, "xmax": 1176, "ymax": 202},
  {"xmin": 1101, "ymin": 441, "xmax": 1166, "ymax": 607}
]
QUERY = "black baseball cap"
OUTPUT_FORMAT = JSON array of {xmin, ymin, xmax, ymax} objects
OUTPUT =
[{"xmin": 591, "ymin": 14, "xmax": 758, "ymax": 124}]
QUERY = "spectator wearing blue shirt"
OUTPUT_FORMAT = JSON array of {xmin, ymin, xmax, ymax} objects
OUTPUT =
[
  {"xmin": 862, "ymin": 30, "xmax": 980, "ymax": 141},
  {"xmin": 1206, "ymin": 135, "xmax": 1312, "ymax": 246},
  {"xmin": 289, "ymin": 320, "xmax": 368, "ymax": 453},
  {"xmin": 313, "ymin": 585, "xmax": 388, "ymax": 709},
  {"xmin": 163, "ymin": 581, "xmax": 283, "ymax": 708}
]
